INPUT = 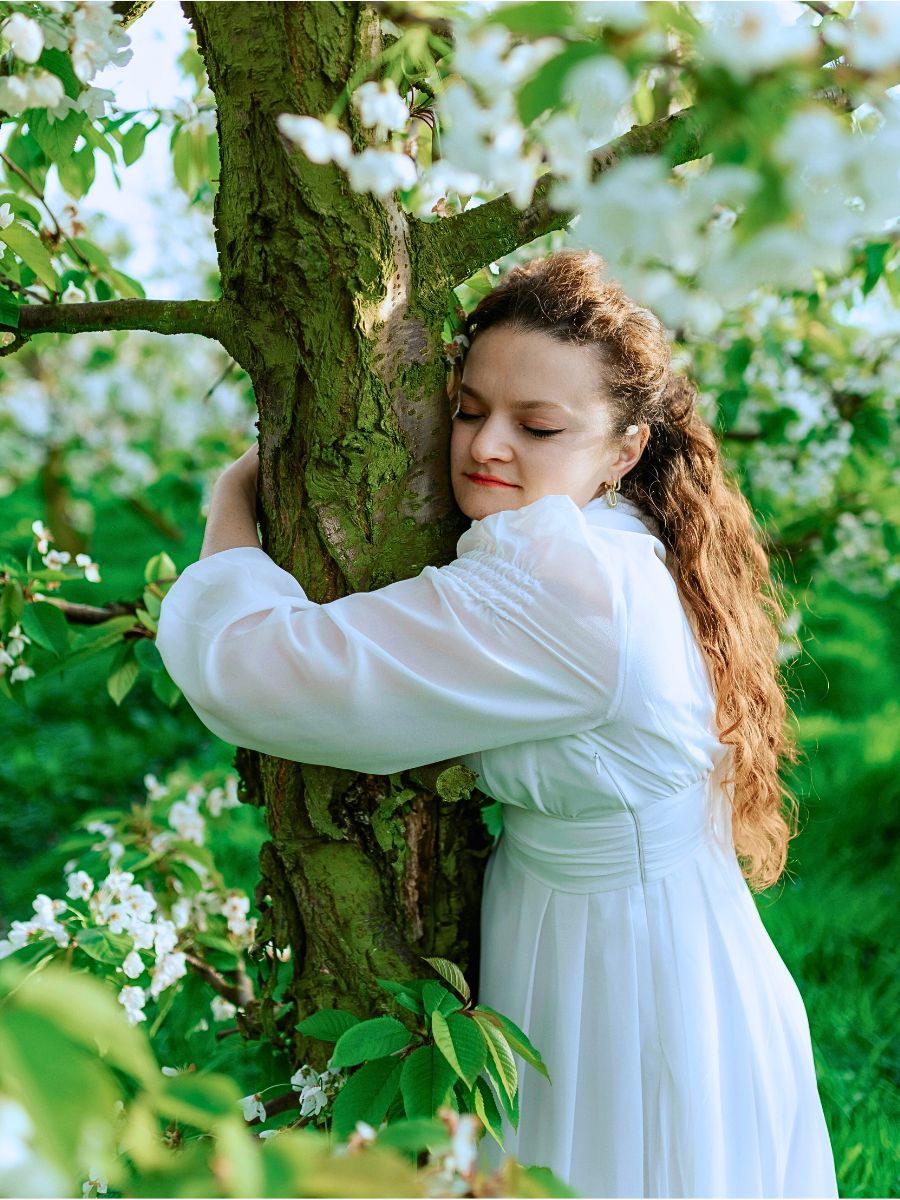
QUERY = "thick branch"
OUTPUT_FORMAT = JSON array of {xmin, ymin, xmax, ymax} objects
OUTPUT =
[
  {"xmin": 423, "ymin": 106, "xmax": 707, "ymax": 290},
  {"xmin": 4, "ymin": 298, "xmax": 222, "ymax": 341}
]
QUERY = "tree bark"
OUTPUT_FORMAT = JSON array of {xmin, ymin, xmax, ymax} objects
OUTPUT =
[{"xmin": 182, "ymin": 0, "xmax": 495, "ymax": 1063}]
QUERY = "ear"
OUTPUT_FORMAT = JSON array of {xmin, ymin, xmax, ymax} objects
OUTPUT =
[{"xmin": 612, "ymin": 423, "xmax": 650, "ymax": 477}]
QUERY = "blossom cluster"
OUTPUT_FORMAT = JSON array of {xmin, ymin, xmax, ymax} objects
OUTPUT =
[
  {"xmin": 274, "ymin": 2, "xmax": 900, "ymax": 334},
  {"xmin": 0, "ymin": 769, "xmax": 254, "ymax": 1028},
  {"xmin": 0, "ymin": 2, "xmax": 131, "ymax": 121}
]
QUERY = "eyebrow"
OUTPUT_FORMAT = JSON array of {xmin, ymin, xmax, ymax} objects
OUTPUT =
[{"xmin": 459, "ymin": 383, "xmax": 571, "ymax": 414}]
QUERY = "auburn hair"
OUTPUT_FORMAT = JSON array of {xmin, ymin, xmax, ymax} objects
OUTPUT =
[{"xmin": 447, "ymin": 248, "xmax": 801, "ymax": 894}]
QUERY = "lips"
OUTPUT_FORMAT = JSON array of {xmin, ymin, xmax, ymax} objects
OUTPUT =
[{"xmin": 465, "ymin": 474, "xmax": 518, "ymax": 488}]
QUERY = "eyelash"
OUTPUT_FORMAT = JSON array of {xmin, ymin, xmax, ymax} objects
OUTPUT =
[{"xmin": 453, "ymin": 410, "xmax": 564, "ymax": 439}]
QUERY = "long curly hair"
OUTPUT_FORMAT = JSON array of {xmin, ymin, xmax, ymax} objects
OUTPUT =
[{"xmin": 448, "ymin": 248, "xmax": 801, "ymax": 894}]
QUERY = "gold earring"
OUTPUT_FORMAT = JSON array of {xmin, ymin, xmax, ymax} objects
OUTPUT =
[{"xmin": 605, "ymin": 478, "xmax": 620, "ymax": 508}]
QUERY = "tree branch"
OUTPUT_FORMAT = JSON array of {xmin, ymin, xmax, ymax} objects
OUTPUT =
[
  {"xmin": 111, "ymin": 1, "xmax": 156, "ymax": 29},
  {"xmin": 422, "ymin": 106, "xmax": 708, "ymax": 290},
  {"xmin": 24, "ymin": 595, "xmax": 141, "ymax": 626},
  {"xmin": 0, "ymin": 298, "xmax": 225, "ymax": 353}
]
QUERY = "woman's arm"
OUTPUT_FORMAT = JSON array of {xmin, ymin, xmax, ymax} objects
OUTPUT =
[{"xmin": 200, "ymin": 444, "xmax": 261, "ymax": 560}]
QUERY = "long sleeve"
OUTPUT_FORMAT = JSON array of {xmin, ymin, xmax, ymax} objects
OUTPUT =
[{"xmin": 154, "ymin": 494, "xmax": 628, "ymax": 775}]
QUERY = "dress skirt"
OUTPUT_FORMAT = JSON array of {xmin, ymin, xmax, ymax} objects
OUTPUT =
[{"xmin": 474, "ymin": 777, "xmax": 839, "ymax": 1198}]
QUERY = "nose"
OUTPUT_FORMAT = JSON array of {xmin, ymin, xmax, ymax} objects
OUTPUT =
[{"xmin": 468, "ymin": 415, "xmax": 514, "ymax": 463}]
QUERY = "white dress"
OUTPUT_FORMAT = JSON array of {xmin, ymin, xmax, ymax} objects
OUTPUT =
[{"xmin": 155, "ymin": 492, "xmax": 838, "ymax": 1199}]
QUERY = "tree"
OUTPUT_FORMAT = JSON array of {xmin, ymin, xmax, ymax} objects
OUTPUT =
[{"xmin": 1, "ymin": 0, "xmax": 898, "ymax": 1073}]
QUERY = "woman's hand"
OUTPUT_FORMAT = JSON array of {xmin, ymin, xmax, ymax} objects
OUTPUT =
[
  {"xmin": 219, "ymin": 441, "xmax": 259, "ymax": 499},
  {"xmin": 200, "ymin": 442, "xmax": 261, "ymax": 560}
]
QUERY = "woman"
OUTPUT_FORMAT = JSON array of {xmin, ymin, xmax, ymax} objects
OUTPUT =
[{"xmin": 155, "ymin": 250, "xmax": 839, "ymax": 1198}]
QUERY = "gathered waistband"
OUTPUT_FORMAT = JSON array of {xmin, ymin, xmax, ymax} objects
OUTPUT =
[{"xmin": 499, "ymin": 775, "xmax": 715, "ymax": 894}]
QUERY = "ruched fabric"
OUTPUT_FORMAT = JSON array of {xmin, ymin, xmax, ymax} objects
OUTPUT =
[{"xmin": 155, "ymin": 490, "xmax": 838, "ymax": 1197}]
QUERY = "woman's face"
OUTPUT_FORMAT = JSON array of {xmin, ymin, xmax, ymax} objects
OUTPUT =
[{"xmin": 450, "ymin": 324, "xmax": 629, "ymax": 520}]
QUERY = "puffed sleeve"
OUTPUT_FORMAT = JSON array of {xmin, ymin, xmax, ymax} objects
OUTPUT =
[{"xmin": 154, "ymin": 494, "xmax": 627, "ymax": 774}]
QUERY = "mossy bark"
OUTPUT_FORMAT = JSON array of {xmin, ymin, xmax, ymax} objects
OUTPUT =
[{"xmin": 183, "ymin": 0, "xmax": 495, "ymax": 1060}]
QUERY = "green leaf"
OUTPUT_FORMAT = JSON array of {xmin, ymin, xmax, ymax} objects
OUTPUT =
[
  {"xmin": 517, "ymin": 42, "xmax": 601, "ymax": 126},
  {"xmin": 108, "ymin": 267, "xmax": 145, "ymax": 299},
  {"xmin": 27, "ymin": 106, "xmax": 84, "ymax": 163},
  {"xmin": 374, "ymin": 1117, "xmax": 451, "ymax": 1156},
  {"xmin": 57, "ymin": 141, "xmax": 95, "ymax": 200},
  {"xmin": 422, "ymin": 980, "xmax": 463, "ymax": 1018},
  {"xmin": 121, "ymin": 122, "xmax": 149, "ymax": 166},
  {"xmin": 484, "ymin": 0, "xmax": 576, "ymax": 35},
  {"xmin": 431, "ymin": 1011, "xmax": 488, "ymax": 1090},
  {"xmin": 151, "ymin": 670, "xmax": 182, "ymax": 708},
  {"xmin": 38, "ymin": 47, "xmax": 81, "ymax": 100},
  {"xmin": 483, "ymin": 1053, "xmax": 519, "ymax": 1129},
  {"xmin": 145, "ymin": 551, "xmax": 177, "ymax": 585},
  {"xmin": 19, "ymin": 597, "xmax": 70, "ymax": 657},
  {"xmin": 375, "ymin": 977, "xmax": 425, "ymax": 1016},
  {"xmin": 330, "ymin": 1055, "xmax": 403, "ymax": 1140},
  {"xmin": 75, "ymin": 926, "xmax": 135, "ymax": 966},
  {"xmin": 330, "ymin": 1016, "xmax": 412, "ymax": 1068},
  {"xmin": 107, "ymin": 640, "xmax": 140, "ymax": 706},
  {"xmin": 0, "ymin": 222, "xmax": 59, "ymax": 292},
  {"xmin": 862, "ymin": 241, "xmax": 891, "ymax": 296},
  {"xmin": 471, "ymin": 1013, "xmax": 517, "ymax": 1103},
  {"xmin": 421, "ymin": 956, "xmax": 470, "ymax": 1004},
  {"xmin": 0, "ymin": 283, "xmax": 19, "ymax": 326},
  {"xmin": 480, "ymin": 799, "xmax": 504, "ymax": 839},
  {"xmin": 399, "ymin": 1044, "xmax": 456, "ymax": 1119},
  {"xmin": 37, "ymin": 614, "xmax": 136, "ymax": 680},
  {"xmin": 474, "ymin": 1004, "xmax": 550, "ymax": 1082},
  {"xmin": 0, "ymin": 579, "xmax": 25, "ymax": 637},
  {"xmin": 296, "ymin": 1007, "xmax": 360, "ymax": 1043},
  {"xmin": 473, "ymin": 1076, "xmax": 504, "ymax": 1147}
]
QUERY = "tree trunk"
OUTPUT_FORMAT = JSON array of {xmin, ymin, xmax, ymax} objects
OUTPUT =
[{"xmin": 183, "ymin": 0, "xmax": 494, "ymax": 1062}]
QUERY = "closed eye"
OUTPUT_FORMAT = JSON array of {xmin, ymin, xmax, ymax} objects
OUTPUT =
[{"xmin": 453, "ymin": 410, "xmax": 564, "ymax": 439}]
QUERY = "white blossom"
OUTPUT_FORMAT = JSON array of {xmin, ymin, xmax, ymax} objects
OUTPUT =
[
  {"xmin": 76, "ymin": 85, "xmax": 115, "ymax": 120},
  {"xmin": 563, "ymin": 54, "xmax": 634, "ymax": 143},
  {"xmin": 221, "ymin": 892, "xmax": 250, "ymax": 936},
  {"xmin": 0, "ymin": 202, "xmax": 14, "ymax": 230},
  {"xmin": 0, "ymin": 1096, "xmax": 34, "ymax": 1169},
  {"xmin": 698, "ymin": 2, "xmax": 817, "ymax": 80},
  {"xmin": 9, "ymin": 665, "xmax": 35, "ymax": 683},
  {"xmin": 240, "ymin": 1093, "xmax": 267, "ymax": 1123},
  {"xmin": 75, "ymin": 552, "xmax": 101, "ymax": 581},
  {"xmin": 297, "ymin": 1082, "xmax": 328, "ymax": 1118},
  {"xmin": 149, "ymin": 949, "xmax": 187, "ymax": 998},
  {"xmin": 828, "ymin": 2, "xmax": 900, "ymax": 73},
  {"xmin": 211, "ymin": 995, "xmax": 237, "ymax": 1022},
  {"xmin": 290, "ymin": 1065, "xmax": 318, "ymax": 1092},
  {"xmin": 345, "ymin": 148, "xmax": 417, "ymax": 197},
  {"xmin": 62, "ymin": 282, "xmax": 87, "ymax": 303},
  {"xmin": 121, "ymin": 949, "xmax": 145, "ymax": 979},
  {"xmin": 42, "ymin": 548, "xmax": 71, "ymax": 570},
  {"xmin": 17, "ymin": 70, "xmax": 65, "ymax": 111},
  {"xmin": 276, "ymin": 114, "xmax": 353, "ymax": 166},
  {"xmin": 45, "ymin": 90, "xmax": 78, "ymax": 125},
  {"xmin": 352, "ymin": 80, "xmax": 409, "ymax": 139},
  {"xmin": 31, "ymin": 519, "xmax": 53, "ymax": 553},
  {"xmin": 143, "ymin": 773, "xmax": 169, "ymax": 800},
  {"xmin": 118, "ymin": 984, "xmax": 147, "ymax": 1024},
  {"xmin": 446, "ymin": 1113, "xmax": 480, "ymax": 1177},
  {"xmin": 70, "ymin": 0, "xmax": 133, "ymax": 84},
  {"xmin": 66, "ymin": 870, "xmax": 94, "ymax": 900},
  {"xmin": 153, "ymin": 918, "xmax": 178, "ymax": 957},
  {"xmin": 2, "ymin": 13, "xmax": 44, "ymax": 63},
  {"xmin": 167, "ymin": 798, "xmax": 206, "ymax": 845}
]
